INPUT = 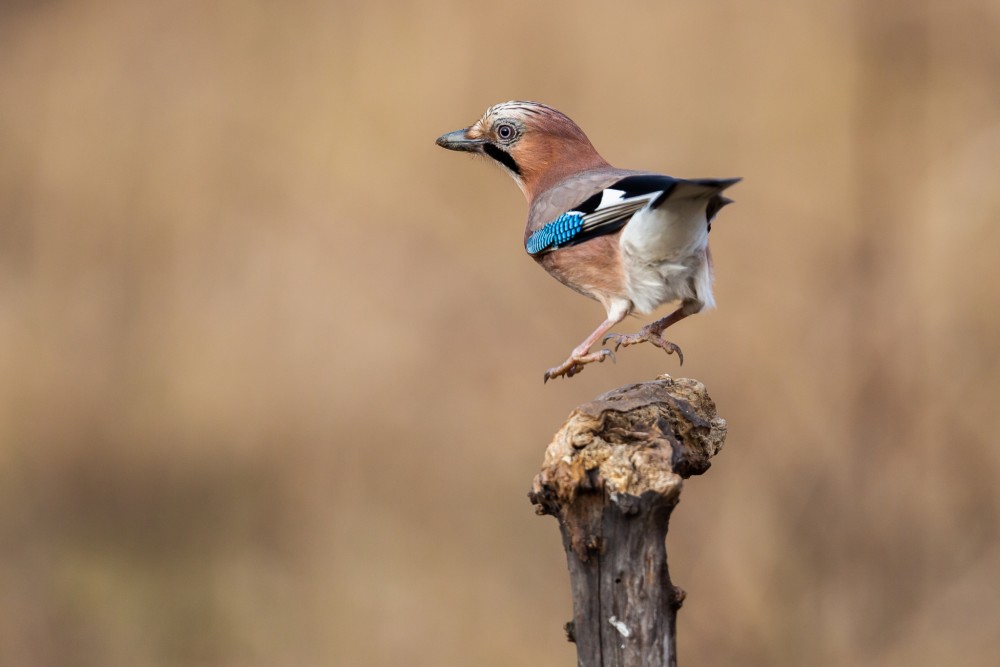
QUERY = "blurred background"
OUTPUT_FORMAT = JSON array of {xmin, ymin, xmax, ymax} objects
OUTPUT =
[{"xmin": 2, "ymin": 1, "xmax": 999, "ymax": 665}]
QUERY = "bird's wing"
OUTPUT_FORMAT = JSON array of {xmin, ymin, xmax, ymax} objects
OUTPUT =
[{"xmin": 526, "ymin": 174, "xmax": 740, "ymax": 256}]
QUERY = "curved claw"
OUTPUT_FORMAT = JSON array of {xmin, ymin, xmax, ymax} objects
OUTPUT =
[
  {"xmin": 544, "ymin": 362, "xmax": 582, "ymax": 383},
  {"xmin": 648, "ymin": 338, "xmax": 684, "ymax": 365},
  {"xmin": 544, "ymin": 349, "xmax": 616, "ymax": 383},
  {"xmin": 602, "ymin": 329, "xmax": 687, "ymax": 365},
  {"xmin": 602, "ymin": 333, "xmax": 626, "ymax": 352}
]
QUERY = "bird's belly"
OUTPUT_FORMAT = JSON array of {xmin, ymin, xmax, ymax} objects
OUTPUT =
[
  {"xmin": 619, "ymin": 203, "xmax": 713, "ymax": 314},
  {"xmin": 536, "ymin": 234, "xmax": 630, "ymax": 310},
  {"xmin": 623, "ymin": 258, "xmax": 704, "ymax": 313}
]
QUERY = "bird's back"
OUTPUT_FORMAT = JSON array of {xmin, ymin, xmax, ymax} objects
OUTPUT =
[{"xmin": 525, "ymin": 168, "xmax": 646, "ymax": 240}]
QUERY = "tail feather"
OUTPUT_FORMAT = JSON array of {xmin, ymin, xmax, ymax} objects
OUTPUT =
[
  {"xmin": 707, "ymin": 195, "xmax": 735, "ymax": 223},
  {"xmin": 669, "ymin": 177, "xmax": 742, "ymax": 199},
  {"xmin": 675, "ymin": 178, "xmax": 740, "ymax": 228}
]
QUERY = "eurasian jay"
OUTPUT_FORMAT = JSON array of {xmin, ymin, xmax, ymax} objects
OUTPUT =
[{"xmin": 436, "ymin": 101, "xmax": 739, "ymax": 382}]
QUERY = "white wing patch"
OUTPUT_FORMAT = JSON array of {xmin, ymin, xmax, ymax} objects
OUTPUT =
[
  {"xmin": 598, "ymin": 188, "xmax": 625, "ymax": 209},
  {"xmin": 572, "ymin": 192, "xmax": 662, "ymax": 238}
]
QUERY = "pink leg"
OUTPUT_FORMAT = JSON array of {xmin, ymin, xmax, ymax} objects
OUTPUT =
[
  {"xmin": 603, "ymin": 300, "xmax": 703, "ymax": 366},
  {"xmin": 543, "ymin": 315, "xmax": 626, "ymax": 383}
]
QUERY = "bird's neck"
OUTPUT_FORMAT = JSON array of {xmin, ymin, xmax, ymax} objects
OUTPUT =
[{"xmin": 525, "ymin": 153, "xmax": 611, "ymax": 202}]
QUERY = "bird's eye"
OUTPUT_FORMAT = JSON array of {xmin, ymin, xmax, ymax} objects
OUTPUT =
[{"xmin": 496, "ymin": 122, "xmax": 517, "ymax": 142}]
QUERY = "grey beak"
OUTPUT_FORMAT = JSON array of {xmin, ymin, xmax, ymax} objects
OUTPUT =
[{"xmin": 436, "ymin": 129, "xmax": 485, "ymax": 152}]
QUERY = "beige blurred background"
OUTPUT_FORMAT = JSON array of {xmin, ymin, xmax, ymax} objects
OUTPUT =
[{"xmin": 2, "ymin": 1, "xmax": 999, "ymax": 665}]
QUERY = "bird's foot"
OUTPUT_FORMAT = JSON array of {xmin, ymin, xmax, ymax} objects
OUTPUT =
[
  {"xmin": 602, "ymin": 329, "xmax": 684, "ymax": 365},
  {"xmin": 543, "ymin": 348, "xmax": 615, "ymax": 383}
]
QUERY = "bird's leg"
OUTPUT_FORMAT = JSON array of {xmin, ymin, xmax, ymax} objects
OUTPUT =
[
  {"xmin": 544, "ymin": 315, "xmax": 625, "ymax": 383},
  {"xmin": 602, "ymin": 301, "xmax": 702, "ymax": 366}
]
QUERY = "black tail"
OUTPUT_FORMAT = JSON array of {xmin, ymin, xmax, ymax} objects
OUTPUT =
[{"xmin": 690, "ymin": 178, "xmax": 741, "ymax": 228}]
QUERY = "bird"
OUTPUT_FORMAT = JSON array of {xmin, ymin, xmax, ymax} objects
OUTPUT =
[{"xmin": 436, "ymin": 101, "xmax": 740, "ymax": 382}]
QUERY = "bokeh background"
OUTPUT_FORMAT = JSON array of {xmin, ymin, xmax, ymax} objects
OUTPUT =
[{"xmin": 2, "ymin": 1, "xmax": 999, "ymax": 665}]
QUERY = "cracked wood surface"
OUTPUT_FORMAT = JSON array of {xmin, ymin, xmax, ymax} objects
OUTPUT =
[{"xmin": 529, "ymin": 375, "xmax": 727, "ymax": 667}]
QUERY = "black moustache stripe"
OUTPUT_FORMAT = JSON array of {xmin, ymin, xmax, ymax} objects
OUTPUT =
[{"xmin": 483, "ymin": 143, "xmax": 521, "ymax": 176}]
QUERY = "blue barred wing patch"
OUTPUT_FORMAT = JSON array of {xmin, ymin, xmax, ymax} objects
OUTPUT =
[{"xmin": 525, "ymin": 212, "xmax": 585, "ymax": 255}]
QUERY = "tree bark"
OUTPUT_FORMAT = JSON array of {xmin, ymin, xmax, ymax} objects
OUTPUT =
[{"xmin": 529, "ymin": 375, "xmax": 727, "ymax": 667}]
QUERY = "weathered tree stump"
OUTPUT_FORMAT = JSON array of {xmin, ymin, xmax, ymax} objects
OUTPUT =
[{"xmin": 529, "ymin": 375, "xmax": 727, "ymax": 667}]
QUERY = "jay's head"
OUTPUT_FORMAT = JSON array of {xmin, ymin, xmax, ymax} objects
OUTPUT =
[{"xmin": 436, "ymin": 101, "xmax": 610, "ymax": 200}]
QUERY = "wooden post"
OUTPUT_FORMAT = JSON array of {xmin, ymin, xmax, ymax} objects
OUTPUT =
[{"xmin": 529, "ymin": 375, "xmax": 727, "ymax": 667}]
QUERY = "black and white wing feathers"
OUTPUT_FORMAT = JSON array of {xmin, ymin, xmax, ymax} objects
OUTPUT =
[{"xmin": 526, "ymin": 175, "xmax": 740, "ymax": 256}]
